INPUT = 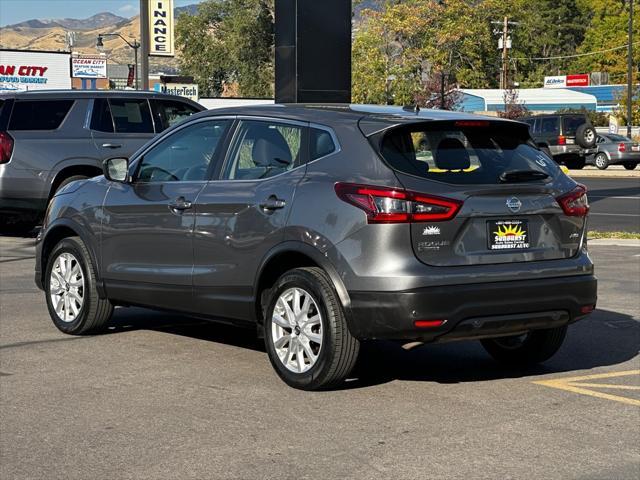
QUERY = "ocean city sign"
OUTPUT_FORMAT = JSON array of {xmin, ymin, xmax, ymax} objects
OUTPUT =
[{"xmin": 149, "ymin": 0, "xmax": 175, "ymax": 57}]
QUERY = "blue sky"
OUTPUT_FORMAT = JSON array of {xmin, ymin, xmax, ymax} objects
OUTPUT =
[{"xmin": 0, "ymin": 0, "xmax": 205, "ymax": 27}]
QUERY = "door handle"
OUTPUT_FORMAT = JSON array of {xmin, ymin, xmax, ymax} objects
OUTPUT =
[
  {"xmin": 259, "ymin": 196, "xmax": 286, "ymax": 211},
  {"xmin": 102, "ymin": 143, "xmax": 122, "ymax": 149},
  {"xmin": 168, "ymin": 197, "xmax": 193, "ymax": 212}
]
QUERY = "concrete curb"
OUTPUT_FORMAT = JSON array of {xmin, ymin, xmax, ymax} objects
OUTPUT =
[
  {"xmin": 567, "ymin": 167, "xmax": 640, "ymax": 178},
  {"xmin": 588, "ymin": 238, "xmax": 640, "ymax": 247}
]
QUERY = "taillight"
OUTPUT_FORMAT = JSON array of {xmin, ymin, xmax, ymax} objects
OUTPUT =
[
  {"xmin": 557, "ymin": 135, "xmax": 566, "ymax": 145},
  {"xmin": 0, "ymin": 131, "xmax": 13, "ymax": 164},
  {"xmin": 557, "ymin": 184, "xmax": 589, "ymax": 217},
  {"xmin": 618, "ymin": 142, "xmax": 626, "ymax": 152},
  {"xmin": 334, "ymin": 183, "xmax": 462, "ymax": 223}
]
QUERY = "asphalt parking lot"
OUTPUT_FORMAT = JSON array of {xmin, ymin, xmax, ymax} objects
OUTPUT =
[{"xmin": 1, "ymin": 235, "xmax": 639, "ymax": 480}]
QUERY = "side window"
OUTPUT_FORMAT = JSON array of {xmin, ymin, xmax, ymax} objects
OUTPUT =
[
  {"xmin": 151, "ymin": 99, "xmax": 201, "ymax": 131},
  {"xmin": 90, "ymin": 98, "xmax": 114, "ymax": 132},
  {"xmin": 309, "ymin": 127, "xmax": 336, "ymax": 160},
  {"xmin": 222, "ymin": 120, "xmax": 304, "ymax": 180},
  {"xmin": 109, "ymin": 99, "xmax": 154, "ymax": 133},
  {"xmin": 136, "ymin": 120, "xmax": 230, "ymax": 183},
  {"xmin": 8, "ymin": 100, "xmax": 74, "ymax": 130},
  {"xmin": 540, "ymin": 117, "xmax": 559, "ymax": 135}
]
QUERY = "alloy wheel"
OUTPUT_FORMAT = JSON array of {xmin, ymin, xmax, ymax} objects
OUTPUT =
[
  {"xmin": 271, "ymin": 287, "xmax": 323, "ymax": 373},
  {"xmin": 49, "ymin": 252, "xmax": 85, "ymax": 322}
]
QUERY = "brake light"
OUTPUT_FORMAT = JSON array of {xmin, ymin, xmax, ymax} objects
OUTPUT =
[
  {"xmin": 0, "ymin": 131, "xmax": 13, "ymax": 164},
  {"xmin": 557, "ymin": 184, "xmax": 589, "ymax": 217},
  {"xmin": 334, "ymin": 183, "xmax": 462, "ymax": 223},
  {"xmin": 557, "ymin": 135, "xmax": 566, "ymax": 145},
  {"xmin": 414, "ymin": 319, "xmax": 446, "ymax": 328},
  {"xmin": 454, "ymin": 120, "xmax": 490, "ymax": 127},
  {"xmin": 618, "ymin": 142, "xmax": 626, "ymax": 152}
]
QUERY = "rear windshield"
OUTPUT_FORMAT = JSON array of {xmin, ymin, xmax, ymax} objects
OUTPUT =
[
  {"xmin": 378, "ymin": 122, "xmax": 559, "ymax": 185},
  {"xmin": 9, "ymin": 100, "xmax": 74, "ymax": 130},
  {"xmin": 605, "ymin": 134, "xmax": 629, "ymax": 142},
  {"xmin": 562, "ymin": 116, "xmax": 586, "ymax": 136}
]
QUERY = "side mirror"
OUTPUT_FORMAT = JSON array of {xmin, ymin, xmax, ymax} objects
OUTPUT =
[{"xmin": 103, "ymin": 157, "xmax": 130, "ymax": 183}]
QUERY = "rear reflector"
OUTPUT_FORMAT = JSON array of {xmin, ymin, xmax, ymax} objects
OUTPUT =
[
  {"xmin": 580, "ymin": 305, "xmax": 595, "ymax": 314},
  {"xmin": 557, "ymin": 184, "xmax": 589, "ymax": 217},
  {"xmin": 0, "ymin": 131, "xmax": 13, "ymax": 164},
  {"xmin": 414, "ymin": 319, "xmax": 446, "ymax": 328},
  {"xmin": 335, "ymin": 183, "xmax": 462, "ymax": 224}
]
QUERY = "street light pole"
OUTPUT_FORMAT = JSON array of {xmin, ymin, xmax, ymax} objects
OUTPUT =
[
  {"xmin": 97, "ymin": 33, "xmax": 140, "ymax": 89},
  {"xmin": 140, "ymin": 0, "xmax": 150, "ymax": 90},
  {"xmin": 627, "ymin": 0, "xmax": 634, "ymax": 139}
]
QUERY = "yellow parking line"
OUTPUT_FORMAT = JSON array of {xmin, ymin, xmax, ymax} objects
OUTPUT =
[{"xmin": 534, "ymin": 370, "xmax": 640, "ymax": 407}]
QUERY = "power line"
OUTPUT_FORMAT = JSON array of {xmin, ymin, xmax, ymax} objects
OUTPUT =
[{"xmin": 512, "ymin": 41, "xmax": 640, "ymax": 61}]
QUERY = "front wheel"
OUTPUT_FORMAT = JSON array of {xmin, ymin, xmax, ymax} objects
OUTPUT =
[
  {"xmin": 480, "ymin": 326, "xmax": 567, "ymax": 367},
  {"xmin": 45, "ymin": 236, "xmax": 113, "ymax": 335},
  {"xmin": 594, "ymin": 153, "xmax": 609, "ymax": 170},
  {"xmin": 623, "ymin": 162, "xmax": 638, "ymax": 170},
  {"xmin": 263, "ymin": 267, "xmax": 360, "ymax": 390}
]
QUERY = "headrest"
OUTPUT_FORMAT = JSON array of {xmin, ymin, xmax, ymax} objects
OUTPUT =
[
  {"xmin": 250, "ymin": 126, "xmax": 292, "ymax": 167},
  {"xmin": 435, "ymin": 138, "xmax": 470, "ymax": 170}
]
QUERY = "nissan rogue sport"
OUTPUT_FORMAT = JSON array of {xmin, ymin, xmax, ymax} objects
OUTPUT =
[{"xmin": 35, "ymin": 104, "xmax": 597, "ymax": 390}]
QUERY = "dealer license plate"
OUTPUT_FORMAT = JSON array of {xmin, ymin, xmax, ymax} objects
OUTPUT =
[{"xmin": 488, "ymin": 220, "xmax": 530, "ymax": 251}]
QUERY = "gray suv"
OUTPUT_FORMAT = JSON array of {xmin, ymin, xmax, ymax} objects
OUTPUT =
[
  {"xmin": 35, "ymin": 105, "xmax": 597, "ymax": 390},
  {"xmin": 0, "ymin": 90, "xmax": 203, "ymax": 232}
]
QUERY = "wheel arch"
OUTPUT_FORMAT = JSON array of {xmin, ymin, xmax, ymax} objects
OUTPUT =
[
  {"xmin": 253, "ymin": 242, "xmax": 351, "ymax": 328},
  {"xmin": 48, "ymin": 164, "xmax": 103, "ymax": 200}
]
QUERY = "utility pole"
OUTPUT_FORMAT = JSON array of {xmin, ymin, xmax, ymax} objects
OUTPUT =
[
  {"xmin": 627, "ymin": 0, "xmax": 634, "ymax": 139},
  {"xmin": 140, "ymin": 0, "xmax": 150, "ymax": 90},
  {"xmin": 501, "ymin": 16, "xmax": 508, "ymax": 90}
]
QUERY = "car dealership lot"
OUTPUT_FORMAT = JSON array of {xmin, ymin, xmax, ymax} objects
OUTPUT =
[{"xmin": 1, "ymin": 236, "xmax": 638, "ymax": 480}]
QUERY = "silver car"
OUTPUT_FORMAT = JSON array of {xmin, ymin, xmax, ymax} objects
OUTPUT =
[
  {"xmin": 35, "ymin": 105, "xmax": 597, "ymax": 390},
  {"xmin": 591, "ymin": 133, "xmax": 640, "ymax": 170}
]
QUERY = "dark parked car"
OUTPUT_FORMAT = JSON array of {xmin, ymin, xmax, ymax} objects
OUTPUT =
[
  {"xmin": 590, "ymin": 133, "xmax": 640, "ymax": 170},
  {"xmin": 522, "ymin": 113, "xmax": 597, "ymax": 169},
  {"xmin": 0, "ymin": 90, "xmax": 203, "ymax": 233},
  {"xmin": 35, "ymin": 105, "xmax": 597, "ymax": 390}
]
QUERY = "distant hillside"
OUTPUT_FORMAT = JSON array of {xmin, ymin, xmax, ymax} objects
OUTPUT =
[{"xmin": 4, "ymin": 12, "xmax": 128, "ymax": 31}]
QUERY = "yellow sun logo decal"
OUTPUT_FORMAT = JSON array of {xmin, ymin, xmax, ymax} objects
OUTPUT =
[{"xmin": 494, "ymin": 224, "xmax": 526, "ymax": 237}]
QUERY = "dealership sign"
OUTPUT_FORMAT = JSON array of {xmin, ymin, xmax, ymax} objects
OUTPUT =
[
  {"xmin": 154, "ymin": 83, "xmax": 198, "ymax": 101},
  {"xmin": 0, "ymin": 50, "xmax": 71, "ymax": 91},
  {"xmin": 149, "ymin": 0, "xmax": 175, "ymax": 56},
  {"xmin": 544, "ymin": 74, "xmax": 590, "ymax": 88},
  {"xmin": 71, "ymin": 55, "xmax": 107, "ymax": 78}
]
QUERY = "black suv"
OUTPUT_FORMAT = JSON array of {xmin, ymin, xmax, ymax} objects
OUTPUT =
[
  {"xmin": 522, "ymin": 113, "xmax": 597, "ymax": 169},
  {"xmin": 0, "ymin": 90, "xmax": 203, "ymax": 233}
]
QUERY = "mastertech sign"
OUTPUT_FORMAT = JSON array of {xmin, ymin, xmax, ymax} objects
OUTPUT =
[
  {"xmin": 0, "ymin": 50, "xmax": 71, "ymax": 91},
  {"xmin": 544, "ymin": 74, "xmax": 590, "ymax": 89}
]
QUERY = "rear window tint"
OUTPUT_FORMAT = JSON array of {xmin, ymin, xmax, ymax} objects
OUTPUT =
[
  {"xmin": 540, "ymin": 117, "xmax": 559, "ymax": 134},
  {"xmin": 109, "ymin": 99, "xmax": 154, "ymax": 133},
  {"xmin": 378, "ymin": 123, "xmax": 559, "ymax": 185},
  {"xmin": 310, "ymin": 128, "xmax": 336, "ymax": 160},
  {"xmin": 562, "ymin": 116, "xmax": 586, "ymax": 136},
  {"xmin": 9, "ymin": 100, "xmax": 74, "ymax": 130},
  {"xmin": 90, "ymin": 98, "xmax": 114, "ymax": 132},
  {"xmin": 605, "ymin": 134, "xmax": 629, "ymax": 142}
]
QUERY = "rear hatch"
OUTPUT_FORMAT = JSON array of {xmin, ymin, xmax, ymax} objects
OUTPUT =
[{"xmin": 369, "ymin": 119, "xmax": 588, "ymax": 267}]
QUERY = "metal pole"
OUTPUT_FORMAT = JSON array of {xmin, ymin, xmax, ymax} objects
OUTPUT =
[
  {"xmin": 140, "ymin": 0, "xmax": 150, "ymax": 90},
  {"xmin": 134, "ymin": 44, "xmax": 139, "ymax": 90},
  {"xmin": 440, "ymin": 72, "xmax": 445, "ymax": 109},
  {"xmin": 627, "ymin": 0, "xmax": 634, "ymax": 139},
  {"xmin": 501, "ymin": 16, "xmax": 508, "ymax": 90}
]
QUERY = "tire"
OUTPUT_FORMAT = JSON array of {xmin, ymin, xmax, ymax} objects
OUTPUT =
[
  {"xmin": 44, "ymin": 236, "xmax": 113, "ymax": 335},
  {"xmin": 54, "ymin": 175, "xmax": 88, "ymax": 195},
  {"xmin": 575, "ymin": 124, "xmax": 596, "ymax": 148},
  {"xmin": 594, "ymin": 153, "xmax": 609, "ymax": 170},
  {"xmin": 481, "ymin": 325, "xmax": 567, "ymax": 367},
  {"xmin": 564, "ymin": 157, "xmax": 585, "ymax": 170},
  {"xmin": 263, "ymin": 267, "xmax": 360, "ymax": 390},
  {"xmin": 623, "ymin": 163, "xmax": 638, "ymax": 170}
]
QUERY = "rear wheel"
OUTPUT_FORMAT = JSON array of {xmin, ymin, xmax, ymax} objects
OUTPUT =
[
  {"xmin": 594, "ymin": 153, "xmax": 609, "ymax": 170},
  {"xmin": 480, "ymin": 326, "xmax": 567, "ymax": 367},
  {"xmin": 263, "ymin": 267, "xmax": 360, "ymax": 390},
  {"xmin": 45, "ymin": 236, "xmax": 113, "ymax": 335},
  {"xmin": 623, "ymin": 162, "xmax": 638, "ymax": 170}
]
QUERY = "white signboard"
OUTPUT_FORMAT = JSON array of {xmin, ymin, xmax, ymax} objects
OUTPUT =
[
  {"xmin": 155, "ymin": 82, "xmax": 198, "ymax": 101},
  {"xmin": 149, "ymin": 0, "xmax": 175, "ymax": 57},
  {"xmin": 0, "ymin": 50, "xmax": 71, "ymax": 91},
  {"xmin": 544, "ymin": 75, "xmax": 566, "ymax": 89},
  {"xmin": 71, "ymin": 55, "xmax": 107, "ymax": 79}
]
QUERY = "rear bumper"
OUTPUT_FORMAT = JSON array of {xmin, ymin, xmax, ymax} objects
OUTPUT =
[{"xmin": 346, "ymin": 274, "xmax": 597, "ymax": 342}]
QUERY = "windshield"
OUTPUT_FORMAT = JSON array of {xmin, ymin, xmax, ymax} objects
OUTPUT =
[{"xmin": 378, "ymin": 122, "xmax": 559, "ymax": 185}]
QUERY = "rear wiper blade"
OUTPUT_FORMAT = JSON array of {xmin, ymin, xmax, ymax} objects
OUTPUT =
[{"xmin": 499, "ymin": 170, "xmax": 550, "ymax": 183}]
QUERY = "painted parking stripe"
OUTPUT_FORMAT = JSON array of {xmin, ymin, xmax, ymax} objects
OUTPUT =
[{"xmin": 534, "ymin": 370, "xmax": 640, "ymax": 406}]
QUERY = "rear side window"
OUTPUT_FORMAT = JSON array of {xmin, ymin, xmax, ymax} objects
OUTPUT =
[
  {"xmin": 562, "ymin": 116, "xmax": 586, "ymax": 136},
  {"xmin": 310, "ymin": 128, "xmax": 336, "ymax": 160},
  {"xmin": 109, "ymin": 99, "xmax": 154, "ymax": 133},
  {"xmin": 9, "ymin": 100, "xmax": 74, "ymax": 130},
  {"xmin": 540, "ymin": 117, "xmax": 559, "ymax": 134},
  {"xmin": 90, "ymin": 98, "xmax": 114, "ymax": 132},
  {"xmin": 378, "ymin": 122, "xmax": 560, "ymax": 185},
  {"xmin": 151, "ymin": 99, "xmax": 200, "ymax": 131}
]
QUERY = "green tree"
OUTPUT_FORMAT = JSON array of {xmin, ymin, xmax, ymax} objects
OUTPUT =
[
  {"xmin": 175, "ymin": 0, "xmax": 274, "ymax": 97},
  {"xmin": 615, "ymin": 85, "xmax": 640, "ymax": 125}
]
